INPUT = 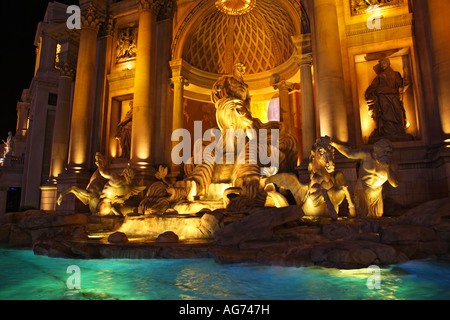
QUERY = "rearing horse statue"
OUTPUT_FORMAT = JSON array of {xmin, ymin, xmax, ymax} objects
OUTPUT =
[{"xmin": 265, "ymin": 136, "xmax": 355, "ymax": 219}]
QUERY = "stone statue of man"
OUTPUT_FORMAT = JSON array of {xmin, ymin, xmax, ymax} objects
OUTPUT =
[
  {"xmin": 365, "ymin": 58, "xmax": 411, "ymax": 142},
  {"xmin": 115, "ymin": 101, "xmax": 133, "ymax": 158},
  {"xmin": 2, "ymin": 131, "xmax": 13, "ymax": 158},
  {"xmin": 330, "ymin": 139, "xmax": 399, "ymax": 218}
]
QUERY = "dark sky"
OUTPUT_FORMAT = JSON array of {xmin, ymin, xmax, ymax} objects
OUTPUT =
[{"xmin": 0, "ymin": 0, "xmax": 77, "ymax": 140}]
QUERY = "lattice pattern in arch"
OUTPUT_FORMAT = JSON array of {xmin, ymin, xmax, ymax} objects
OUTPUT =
[
  {"xmin": 233, "ymin": 14, "xmax": 277, "ymax": 74},
  {"xmin": 257, "ymin": 0, "xmax": 296, "ymax": 65},
  {"xmin": 182, "ymin": 0, "xmax": 296, "ymax": 75},
  {"xmin": 183, "ymin": 10, "xmax": 229, "ymax": 74}
]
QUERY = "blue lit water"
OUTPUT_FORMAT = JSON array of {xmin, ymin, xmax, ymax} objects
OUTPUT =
[{"xmin": 0, "ymin": 247, "xmax": 449, "ymax": 300}]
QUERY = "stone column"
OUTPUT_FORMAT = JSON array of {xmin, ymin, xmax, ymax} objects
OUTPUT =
[
  {"xmin": 67, "ymin": 2, "xmax": 104, "ymax": 172},
  {"xmin": 273, "ymin": 80, "xmax": 294, "ymax": 134},
  {"xmin": 131, "ymin": 0, "xmax": 158, "ymax": 169},
  {"xmin": 293, "ymin": 33, "xmax": 316, "ymax": 157},
  {"xmin": 56, "ymin": 1, "xmax": 105, "ymax": 213},
  {"xmin": 427, "ymin": 1, "xmax": 450, "ymax": 136},
  {"xmin": 298, "ymin": 52, "xmax": 316, "ymax": 157},
  {"xmin": 49, "ymin": 63, "xmax": 75, "ymax": 181},
  {"xmin": 170, "ymin": 69, "xmax": 189, "ymax": 176},
  {"xmin": 313, "ymin": 0, "xmax": 348, "ymax": 142},
  {"xmin": 90, "ymin": 16, "xmax": 114, "ymax": 166},
  {"xmin": 153, "ymin": 3, "xmax": 174, "ymax": 165}
]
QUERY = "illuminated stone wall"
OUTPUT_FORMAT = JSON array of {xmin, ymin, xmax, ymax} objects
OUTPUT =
[{"xmin": 2, "ymin": 0, "xmax": 450, "ymax": 215}]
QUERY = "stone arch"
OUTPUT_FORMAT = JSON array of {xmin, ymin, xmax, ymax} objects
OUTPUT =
[{"xmin": 171, "ymin": 0, "xmax": 308, "ymax": 75}]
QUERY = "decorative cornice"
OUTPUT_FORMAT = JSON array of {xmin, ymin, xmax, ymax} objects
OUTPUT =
[
  {"xmin": 346, "ymin": 13, "xmax": 413, "ymax": 37},
  {"xmin": 45, "ymin": 24, "xmax": 81, "ymax": 44}
]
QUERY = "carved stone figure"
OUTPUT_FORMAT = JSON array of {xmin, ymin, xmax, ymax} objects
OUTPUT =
[
  {"xmin": 212, "ymin": 62, "xmax": 251, "ymax": 109},
  {"xmin": 139, "ymin": 63, "xmax": 299, "ymax": 214},
  {"xmin": 115, "ymin": 102, "xmax": 133, "ymax": 158},
  {"xmin": 365, "ymin": 58, "xmax": 412, "ymax": 142},
  {"xmin": 330, "ymin": 138, "xmax": 399, "ymax": 218},
  {"xmin": 58, "ymin": 153, "xmax": 146, "ymax": 215},
  {"xmin": 95, "ymin": 155, "xmax": 146, "ymax": 216},
  {"xmin": 57, "ymin": 153, "xmax": 107, "ymax": 214},
  {"xmin": 2, "ymin": 131, "xmax": 14, "ymax": 158},
  {"xmin": 266, "ymin": 136, "xmax": 355, "ymax": 219},
  {"xmin": 116, "ymin": 27, "xmax": 137, "ymax": 64},
  {"xmin": 351, "ymin": 0, "xmax": 401, "ymax": 15}
]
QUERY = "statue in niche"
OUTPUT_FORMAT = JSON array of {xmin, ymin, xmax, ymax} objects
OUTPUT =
[
  {"xmin": 265, "ymin": 136, "xmax": 356, "ymax": 219},
  {"xmin": 330, "ymin": 139, "xmax": 399, "ymax": 218},
  {"xmin": 57, "ymin": 153, "xmax": 107, "ymax": 214},
  {"xmin": 115, "ymin": 101, "xmax": 133, "ymax": 158},
  {"xmin": 2, "ymin": 131, "xmax": 13, "ymax": 158},
  {"xmin": 139, "ymin": 62, "xmax": 299, "ymax": 214},
  {"xmin": 95, "ymin": 154, "xmax": 146, "ymax": 216},
  {"xmin": 116, "ymin": 27, "xmax": 137, "ymax": 64},
  {"xmin": 365, "ymin": 58, "xmax": 413, "ymax": 142}
]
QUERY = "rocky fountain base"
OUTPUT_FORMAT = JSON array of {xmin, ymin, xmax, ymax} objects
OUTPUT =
[{"xmin": 1, "ymin": 197, "xmax": 449, "ymax": 269}]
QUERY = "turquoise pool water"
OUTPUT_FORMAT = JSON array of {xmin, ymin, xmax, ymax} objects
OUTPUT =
[{"xmin": 0, "ymin": 247, "xmax": 449, "ymax": 300}]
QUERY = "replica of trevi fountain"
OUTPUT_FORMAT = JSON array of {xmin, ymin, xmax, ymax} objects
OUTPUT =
[{"xmin": 1, "ymin": 62, "xmax": 449, "ymax": 270}]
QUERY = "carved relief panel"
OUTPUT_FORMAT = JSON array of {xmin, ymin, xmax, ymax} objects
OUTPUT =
[
  {"xmin": 350, "ymin": 0, "xmax": 403, "ymax": 16},
  {"xmin": 115, "ymin": 26, "xmax": 138, "ymax": 64}
]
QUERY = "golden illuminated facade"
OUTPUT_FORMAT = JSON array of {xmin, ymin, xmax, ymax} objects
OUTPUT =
[{"xmin": 0, "ymin": 0, "xmax": 449, "ymax": 215}]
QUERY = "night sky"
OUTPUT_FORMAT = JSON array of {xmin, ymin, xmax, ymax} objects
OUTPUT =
[{"xmin": 0, "ymin": 0, "xmax": 77, "ymax": 140}]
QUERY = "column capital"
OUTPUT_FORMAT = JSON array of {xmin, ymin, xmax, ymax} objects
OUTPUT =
[
  {"xmin": 99, "ymin": 15, "xmax": 115, "ymax": 38},
  {"xmin": 273, "ymin": 80, "xmax": 294, "ymax": 92},
  {"xmin": 169, "ymin": 59, "xmax": 183, "ymax": 75},
  {"xmin": 58, "ymin": 62, "xmax": 76, "ymax": 79},
  {"xmin": 170, "ymin": 75, "xmax": 190, "ymax": 88},
  {"xmin": 295, "ymin": 52, "xmax": 313, "ymax": 67},
  {"xmin": 80, "ymin": 2, "xmax": 105, "ymax": 31},
  {"xmin": 138, "ymin": 0, "xmax": 161, "ymax": 14},
  {"xmin": 157, "ymin": 0, "xmax": 175, "ymax": 21}
]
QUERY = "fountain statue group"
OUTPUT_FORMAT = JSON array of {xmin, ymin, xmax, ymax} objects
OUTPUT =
[{"xmin": 58, "ymin": 62, "xmax": 398, "ymax": 219}]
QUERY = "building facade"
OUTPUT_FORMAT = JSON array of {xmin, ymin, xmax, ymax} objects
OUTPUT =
[{"xmin": 0, "ymin": 0, "xmax": 449, "ymax": 215}]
